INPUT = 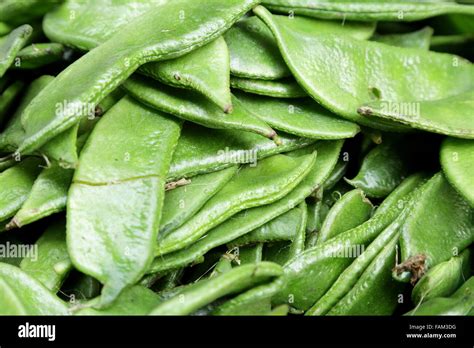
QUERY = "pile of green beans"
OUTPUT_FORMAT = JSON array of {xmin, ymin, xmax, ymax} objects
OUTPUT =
[{"xmin": 0, "ymin": 0, "xmax": 473, "ymax": 316}]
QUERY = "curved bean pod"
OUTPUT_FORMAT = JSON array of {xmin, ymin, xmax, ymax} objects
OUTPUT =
[
  {"xmin": 16, "ymin": 0, "xmax": 260, "ymax": 158},
  {"xmin": 68, "ymin": 97, "xmax": 182, "ymax": 306},
  {"xmin": 345, "ymin": 138, "xmax": 411, "ymax": 198},
  {"xmin": 274, "ymin": 190, "xmax": 415, "ymax": 310},
  {"xmin": 0, "ymin": 262, "xmax": 69, "ymax": 315},
  {"xmin": 262, "ymin": 0, "xmax": 474, "ymax": 22},
  {"xmin": 0, "ymin": 24, "xmax": 32, "ymax": 77},
  {"xmin": 19, "ymin": 220, "xmax": 72, "ymax": 293},
  {"xmin": 317, "ymin": 189, "xmax": 373, "ymax": 244},
  {"xmin": 307, "ymin": 205, "xmax": 410, "ymax": 315},
  {"xmin": 231, "ymin": 76, "xmax": 307, "ymax": 98},
  {"xmin": 327, "ymin": 235, "xmax": 403, "ymax": 315},
  {"xmin": 150, "ymin": 262, "xmax": 283, "ymax": 315},
  {"xmin": 147, "ymin": 141, "xmax": 341, "ymax": 274},
  {"xmin": 411, "ymin": 249, "xmax": 471, "ymax": 305},
  {"xmin": 254, "ymin": 6, "xmax": 473, "ymax": 131},
  {"xmin": 156, "ymin": 151, "xmax": 317, "ymax": 255},
  {"xmin": 225, "ymin": 16, "xmax": 291, "ymax": 80},
  {"xmin": 168, "ymin": 123, "xmax": 314, "ymax": 180},
  {"xmin": 393, "ymin": 173, "xmax": 474, "ymax": 283},
  {"xmin": 160, "ymin": 166, "xmax": 238, "ymax": 235},
  {"xmin": 440, "ymin": 137, "xmax": 474, "ymax": 207},
  {"xmin": 124, "ymin": 75, "xmax": 276, "ymax": 139},
  {"xmin": 234, "ymin": 91, "xmax": 360, "ymax": 139},
  {"xmin": 0, "ymin": 157, "xmax": 42, "ymax": 227}
]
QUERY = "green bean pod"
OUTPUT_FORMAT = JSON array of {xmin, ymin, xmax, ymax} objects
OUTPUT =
[
  {"xmin": 150, "ymin": 262, "xmax": 283, "ymax": 315},
  {"xmin": 168, "ymin": 123, "xmax": 314, "ymax": 180},
  {"xmin": 317, "ymin": 189, "xmax": 373, "ymax": 244},
  {"xmin": 147, "ymin": 141, "xmax": 342, "ymax": 274},
  {"xmin": 156, "ymin": 152, "xmax": 317, "ymax": 255},
  {"xmin": 19, "ymin": 220, "xmax": 71, "ymax": 293},
  {"xmin": 68, "ymin": 97, "xmax": 182, "ymax": 306},
  {"xmin": 411, "ymin": 249, "xmax": 471, "ymax": 305},
  {"xmin": 0, "ymin": 262, "xmax": 69, "ymax": 315},
  {"xmin": 262, "ymin": 0, "xmax": 474, "ymax": 21}
]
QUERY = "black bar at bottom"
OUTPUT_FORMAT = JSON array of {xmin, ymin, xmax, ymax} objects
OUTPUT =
[{"xmin": 0, "ymin": 316, "xmax": 472, "ymax": 346}]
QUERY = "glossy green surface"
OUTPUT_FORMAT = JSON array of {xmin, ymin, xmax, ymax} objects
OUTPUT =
[
  {"xmin": 8, "ymin": 164, "xmax": 73, "ymax": 229},
  {"xmin": 19, "ymin": 220, "xmax": 71, "ymax": 293},
  {"xmin": 0, "ymin": 75, "xmax": 77, "ymax": 168},
  {"xmin": 150, "ymin": 262, "xmax": 282, "ymax": 315},
  {"xmin": 40, "ymin": 124, "xmax": 79, "ymax": 168},
  {"xmin": 373, "ymin": 173, "xmax": 427, "ymax": 217},
  {"xmin": 75, "ymin": 286, "xmax": 161, "ymax": 316},
  {"xmin": 67, "ymin": 97, "xmax": 182, "ymax": 306},
  {"xmin": 259, "ymin": 5, "xmax": 377, "ymax": 37},
  {"xmin": 405, "ymin": 279, "xmax": 474, "ymax": 316},
  {"xmin": 323, "ymin": 159, "xmax": 348, "ymax": 190},
  {"xmin": 318, "ymin": 189, "xmax": 373, "ymax": 244},
  {"xmin": 0, "ymin": 262, "xmax": 69, "ymax": 315},
  {"xmin": 394, "ymin": 173, "xmax": 474, "ymax": 283},
  {"xmin": 327, "ymin": 235, "xmax": 402, "ymax": 315},
  {"xmin": 286, "ymin": 202, "xmax": 307, "ymax": 261},
  {"xmin": 225, "ymin": 16, "xmax": 290, "ymax": 80},
  {"xmin": 209, "ymin": 256, "xmax": 234, "ymax": 278},
  {"xmin": 141, "ymin": 37, "xmax": 232, "ymax": 112},
  {"xmin": 373, "ymin": 27, "xmax": 433, "ymax": 50},
  {"xmin": 0, "ymin": 24, "xmax": 32, "ymax": 77},
  {"xmin": 16, "ymin": 0, "xmax": 260, "ymax": 157},
  {"xmin": 361, "ymin": 90, "xmax": 474, "ymax": 138},
  {"xmin": 0, "ymin": 80, "xmax": 23, "ymax": 125},
  {"xmin": 160, "ymin": 167, "xmax": 238, "ymax": 235},
  {"xmin": 231, "ymin": 76, "xmax": 307, "ymax": 98},
  {"xmin": 168, "ymin": 123, "xmax": 314, "ymax": 180},
  {"xmin": 452, "ymin": 276, "xmax": 474, "ymax": 299},
  {"xmin": 411, "ymin": 249, "xmax": 471, "ymax": 305},
  {"xmin": 43, "ymin": 0, "xmax": 166, "ymax": 50},
  {"xmin": 262, "ymin": 0, "xmax": 474, "ymax": 21},
  {"xmin": 406, "ymin": 276, "xmax": 474, "ymax": 315},
  {"xmin": 0, "ymin": 0, "xmax": 61, "ymax": 25},
  {"xmin": 441, "ymin": 138, "xmax": 474, "ymax": 207},
  {"xmin": 147, "ymin": 141, "xmax": 342, "ymax": 274},
  {"xmin": 124, "ymin": 75, "xmax": 276, "ymax": 139},
  {"xmin": 1, "ymin": 0, "xmax": 473, "ymax": 317},
  {"xmin": 213, "ymin": 278, "xmax": 285, "ymax": 315},
  {"xmin": 274, "ymin": 190, "xmax": 413, "ymax": 310},
  {"xmin": 14, "ymin": 43, "xmax": 65, "ymax": 70},
  {"xmin": 255, "ymin": 6, "xmax": 473, "ymax": 131},
  {"xmin": 229, "ymin": 206, "xmax": 303, "ymax": 247},
  {"xmin": 0, "ymin": 76, "xmax": 54, "ymax": 152},
  {"xmin": 156, "ymin": 152, "xmax": 317, "ymax": 255},
  {"xmin": 250, "ymin": 202, "xmax": 307, "ymax": 266},
  {"xmin": 0, "ymin": 23, "xmax": 13, "ymax": 36},
  {"xmin": 45, "ymin": 0, "xmax": 233, "ymax": 110},
  {"xmin": 238, "ymin": 243, "xmax": 264, "ymax": 265},
  {"xmin": 0, "ymin": 159, "xmax": 15, "ymax": 172},
  {"xmin": 234, "ymin": 91, "xmax": 360, "ymax": 139},
  {"xmin": 305, "ymin": 193, "xmax": 323, "ymax": 237},
  {"xmin": 307, "ymin": 207, "xmax": 407, "ymax": 315},
  {"xmin": 405, "ymin": 297, "xmax": 474, "ymax": 316},
  {"xmin": 0, "ymin": 158, "xmax": 42, "ymax": 225},
  {"xmin": 345, "ymin": 139, "xmax": 411, "ymax": 198}
]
